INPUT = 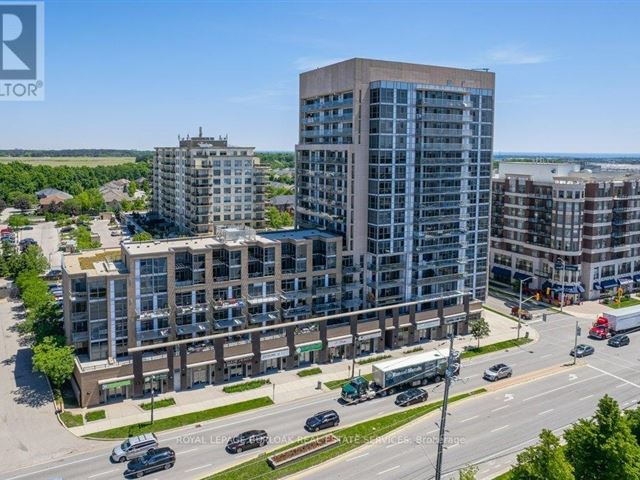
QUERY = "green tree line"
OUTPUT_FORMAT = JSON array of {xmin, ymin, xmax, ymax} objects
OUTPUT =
[{"xmin": 0, "ymin": 161, "xmax": 150, "ymax": 205}]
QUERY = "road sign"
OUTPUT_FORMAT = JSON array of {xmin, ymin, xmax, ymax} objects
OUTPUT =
[
  {"xmin": 554, "ymin": 259, "xmax": 565, "ymax": 270},
  {"xmin": 576, "ymin": 326, "xmax": 582, "ymax": 336},
  {"xmin": 565, "ymin": 265, "xmax": 579, "ymax": 272}
]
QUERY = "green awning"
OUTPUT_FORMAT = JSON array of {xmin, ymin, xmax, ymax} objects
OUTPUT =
[
  {"xmin": 101, "ymin": 379, "xmax": 131, "ymax": 390},
  {"xmin": 296, "ymin": 341, "xmax": 322, "ymax": 353}
]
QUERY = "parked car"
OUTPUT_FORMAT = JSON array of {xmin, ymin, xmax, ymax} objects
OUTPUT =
[
  {"xmin": 483, "ymin": 363, "xmax": 513, "ymax": 382},
  {"xmin": 111, "ymin": 433, "xmax": 158, "ymax": 463},
  {"xmin": 44, "ymin": 269, "xmax": 62, "ymax": 280},
  {"xmin": 225, "ymin": 430, "xmax": 269, "ymax": 453},
  {"xmin": 395, "ymin": 387, "xmax": 428, "ymax": 406},
  {"xmin": 570, "ymin": 344, "xmax": 595, "ymax": 358},
  {"xmin": 608, "ymin": 334, "xmax": 630, "ymax": 348},
  {"xmin": 60, "ymin": 226, "xmax": 74, "ymax": 233},
  {"xmin": 124, "ymin": 447, "xmax": 175, "ymax": 478},
  {"xmin": 111, "ymin": 230, "xmax": 121, "ymax": 237},
  {"xmin": 305, "ymin": 410, "xmax": 340, "ymax": 432}
]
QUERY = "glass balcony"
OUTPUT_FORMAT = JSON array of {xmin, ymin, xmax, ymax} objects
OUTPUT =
[
  {"xmin": 282, "ymin": 305, "xmax": 312, "ymax": 318},
  {"xmin": 250, "ymin": 312, "xmax": 279, "ymax": 324},
  {"xmin": 137, "ymin": 327, "xmax": 171, "ymax": 341}
]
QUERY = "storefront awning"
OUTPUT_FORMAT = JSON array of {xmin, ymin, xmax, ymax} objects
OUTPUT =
[
  {"xmin": 491, "ymin": 266, "xmax": 511, "ymax": 279},
  {"xmin": 600, "ymin": 279, "xmax": 618, "ymax": 289},
  {"xmin": 513, "ymin": 272, "xmax": 533, "ymax": 282},
  {"xmin": 618, "ymin": 277, "xmax": 633, "ymax": 286},
  {"xmin": 552, "ymin": 284, "xmax": 584, "ymax": 294},
  {"xmin": 224, "ymin": 353, "xmax": 254, "ymax": 362},
  {"xmin": 634, "ymin": 274, "xmax": 640, "ymax": 282},
  {"xmin": 593, "ymin": 282, "xmax": 601, "ymax": 290}
]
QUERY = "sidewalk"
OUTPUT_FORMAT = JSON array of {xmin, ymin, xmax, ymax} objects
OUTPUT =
[{"xmin": 68, "ymin": 311, "xmax": 535, "ymax": 437}]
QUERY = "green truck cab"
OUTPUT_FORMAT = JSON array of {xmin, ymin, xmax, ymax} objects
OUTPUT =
[{"xmin": 341, "ymin": 376, "xmax": 376, "ymax": 403}]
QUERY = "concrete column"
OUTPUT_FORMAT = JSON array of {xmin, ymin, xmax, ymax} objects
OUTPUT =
[
  {"xmin": 318, "ymin": 321, "xmax": 328, "ymax": 363},
  {"xmin": 377, "ymin": 310, "xmax": 386, "ymax": 353},
  {"xmin": 349, "ymin": 316, "xmax": 358, "ymax": 359},
  {"xmin": 179, "ymin": 344, "xmax": 188, "ymax": 389},
  {"xmin": 251, "ymin": 331, "xmax": 261, "ymax": 374},
  {"xmin": 407, "ymin": 304, "xmax": 417, "ymax": 345},
  {"xmin": 166, "ymin": 346, "xmax": 175, "ymax": 392},
  {"xmin": 213, "ymin": 337, "xmax": 225, "ymax": 383},
  {"xmin": 285, "ymin": 325, "xmax": 296, "ymax": 369},
  {"xmin": 132, "ymin": 351, "xmax": 143, "ymax": 397},
  {"xmin": 391, "ymin": 307, "xmax": 400, "ymax": 348}
]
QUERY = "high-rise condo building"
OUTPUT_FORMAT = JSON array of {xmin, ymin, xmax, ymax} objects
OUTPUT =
[
  {"xmin": 153, "ymin": 128, "xmax": 267, "ymax": 235},
  {"xmin": 296, "ymin": 58, "xmax": 495, "ymax": 329}
]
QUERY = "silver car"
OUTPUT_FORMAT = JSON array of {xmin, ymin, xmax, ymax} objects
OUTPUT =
[
  {"xmin": 483, "ymin": 363, "xmax": 512, "ymax": 382},
  {"xmin": 111, "ymin": 433, "xmax": 158, "ymax": 463}
]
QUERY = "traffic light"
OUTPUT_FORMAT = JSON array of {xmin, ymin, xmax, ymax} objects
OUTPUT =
[
  {"xmin": 546, "ymin": 287, "xmax": 551, "ymax": 296},
  {"xmin": 535, "ymin": 292, "xmax": 541, "ymax": 301}
]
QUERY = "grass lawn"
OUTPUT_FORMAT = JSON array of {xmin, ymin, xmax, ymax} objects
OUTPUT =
[
  {"xmin": 204, "ymin": 388, "xmax": 486, "ymax": 480},
  {"xmin": 78, "ymin": 251, "xmax": 121, "ymax": 270},
  {"xmin": 461, "ymin": 338, "xmax": 533, "ymax": 359},
  {"xmin": 140, "ymin": 398, "xmax": 176, "ymax": 410},
  {"xmin": 85, "ymin": 410, "xmax": 106, "ymax": 422},
  {"xmin": 608, "ymin": 297, "xmax": 640, "ymax": 309},
  {"xmin": 84, "ymin": 397, "xmax": 274, "ymax": 439},
  {"xmin": 324, "ymin": 373, "xmax": 373, "ymax": 390},
  {"xmin": 222, "ymin": 379, "xmax": 270, "ymax": 394},
  {"xmin": 0, "ymin": 156, "xmax": 135, "ymax": 166},
  {"xmin": 297, "ymin": 367, "xmax": 322, "ymax": 377},
  {"xmin": 356, "ymin": 354, "xmax": 391, "ymax": 365},
  {"xmin": 60, "ymin": 411, "xmax": 84, "ymax": 428}
]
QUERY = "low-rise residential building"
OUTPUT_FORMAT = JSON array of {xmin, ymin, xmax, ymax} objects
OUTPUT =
[
  {"xmin": 62, "ymin": 227, "xmax": 480, "ymax": 406},
  {"xmin": 152, "ymin": 128, "xmax": 267, "ymax": 235},
  {"xmin": 490, "ymin": 161, "xmax": 640, "ymax": 302},
  {"xmin": 269, "ymin": 194, "xmax": 295, "ymax": 213}
]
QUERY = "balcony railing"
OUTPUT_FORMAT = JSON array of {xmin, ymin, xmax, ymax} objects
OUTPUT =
[
  {"xmin": 176, "ymin": 322, "xmax": 208, "ymax": 336},
  {"xmin": 136, "ymin": 308, "xmax": 170, "ymax": 320},
  {"xmin": 246, "ymin": 292, "xmax": 281, "ymax": 305},
  {"xmin": 211, "ymin": 299, "xmax": 244, "ymax": 310},
  {"xmin": 282, "ymin": 305, "xmax": 312, "ymax": 318},
  {"xmin": 281, "ymin": 289, "xmax": 311, "ymax": 300},
  {"xmin": 137, "ymin": 327, "xmax": 171, "ymax": 341},
  {"xmin": 313, "ymin": 284, "xmax": 341, "ymax": 295},
  {"xmin": 313, "ymin": 302, "xmax": 341, "ymax": 313},
  {"xmin": 417, "ymin": 97, "xmax": 470, "ymax": 108},
  {"xmin": 250, "ymin": 312, "xmax": 279, "ymax": 324}
]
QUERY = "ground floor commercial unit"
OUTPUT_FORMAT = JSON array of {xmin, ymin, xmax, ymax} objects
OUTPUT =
[{"xmin": 72, "ymin": 299, "xmax": 480, "ymax": 407}]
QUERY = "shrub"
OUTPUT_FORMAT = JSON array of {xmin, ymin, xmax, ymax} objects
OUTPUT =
[
  {"xmin": 85, "ymin": 410, "xmax": 106, "ymax": 422},
  {"xmin": 297, "ymin": 367, "xmax": 322, "ymax": 377},
  {"xmin": 223, "ymin": 379, "xmax": 271, "ymax": 394}
]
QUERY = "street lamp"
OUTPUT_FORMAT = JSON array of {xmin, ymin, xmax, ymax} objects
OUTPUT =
[
  {"xmin": 517, "ymin": 275, "xmax": 535, "ymax": 340},
  {"xmin": 150, "ymin": 375, "xmax": 156, "ymax": 424}
]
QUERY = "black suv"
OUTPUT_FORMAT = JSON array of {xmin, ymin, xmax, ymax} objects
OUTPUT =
[
  {"xmin": 226, "ymin": 430, "xmax": 269, "ymax": 453},
  {"xmin": 608, "ymin": 334, "xmax": 630, "ymax": 348},
  {"xmin": 395, "ymin": 388, "xmax": 429, "ymax": 407},
  {"xmin": 305, "ymin": 410, "xmax": 340, "ymax": 432},
  {"xmin": 124, "ymin": 447, "xmax": 175, "ymax": 478}
]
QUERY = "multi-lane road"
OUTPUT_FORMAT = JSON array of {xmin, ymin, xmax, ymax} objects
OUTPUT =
[{"xmin": 3, "ymin": 310, "xmax": 638, "ymax": 480}]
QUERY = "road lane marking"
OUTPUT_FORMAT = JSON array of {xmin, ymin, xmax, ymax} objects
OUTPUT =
[
  {"xmin": 5, "ymin": 453, "xmax": 106, "ymax": 480},
  {"xmin": 460, "ymin": 415, "xmax": 479, "ymax": 423},
  {"xmin": 347, "ymin": 453, "xmax": 370, "ymax": 461},
  {"xmin": 491, "ymin": 425, "xmax": 510, "ymax": 433},
  {"xmin": 445, "ymin": 443, "xmax": 460, "ymax": 449},
  {"xmin": 185, "ymin": 464, "xmax": 212, "ymax": 473},
  {"xmin": 178, "ymin": 447, "xmax": 200, "ymax": 455},
  {"xmin": 522, "ymin": 373, "xmax": 605, "ymax": 402},
  {"xmin": 425, "ymin": 429, "xmax": 439, "ymax": 435},
  {"xmin": 587, "ymin": 365, "xmax": 640, "ymax": 389},
  {"xmin": 538, "ymin": 409, "xmax": 554, "ymax": 416},
  {"xmin": 616, "ymin": 383, "xmax": 628, "ymax": 389},
  {"xmin": 385, "ymin": 442, "xmax": 400, "ymax": 449},
  {"xmin": 378, "ymin": 465, "xmax": 400, "ymax": 475},
  {"xmin": 540, "ymin": 353, "xmax": 553, "ymax": 359},
  {"xmin": 504, "ymin": 394, "xmax": 514, "ymax": 402},
  {"xmin": 87, "ymin": 470, "xmax": 117, "ymax": 479},
  {"xmin": 491, "ymin": 405, "xmax": 510, "ymax": 412},
  {"xmin": 579, "ymin": 394, "xmax": 594, "ymax": 401}
]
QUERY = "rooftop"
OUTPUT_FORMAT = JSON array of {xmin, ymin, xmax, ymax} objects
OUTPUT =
[
  {"xmin": 260, "ymin": 229, "xmax": 338, "ymax": 241},
  {"xmin": 63, "ymin": 249, "xmax": 125, "ymax": 276}
]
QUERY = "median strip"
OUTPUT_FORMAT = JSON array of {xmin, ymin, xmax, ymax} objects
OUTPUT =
[
  {"xmin": 203, "ymin": 388, "xmax": 486, "ymax": 480},
  {"xmin": 83, "ymin": 396, "xmax": 274, "ymax": 440},
  {"xmin": 461, "ymin": 338, "xmax": 533, "ymax": 359}
]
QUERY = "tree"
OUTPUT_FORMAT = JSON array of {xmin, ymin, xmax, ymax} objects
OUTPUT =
[
  {"xmin": 469, "ymin": 317, "xmax": 491, "ymax": 348},
  {"xmin": 266, "ymin": 206, "xmax": 294, "ymax": 229},
  {"xmin": 7, "ymin": 214, "xmax": 30, "ymax": 229},
  {"xmin": 21, "ymin": 301, "xmax": 63, "ymax": 344},
  {"xmin": 13, "ymin": 193, "xmax": 34, "ymax": 211},
  {"xmin": 511, "ymin": 429, "xmax": 574, "ymax": 480},
  {"xmin": 127, "ymin": 180, "xmax": 137, "ymax": 197},
  {"xmin": 132, "ymin": 231, "xmax": 153, "ymax": 242},
  {"xmin": 8, "ymin": 245, "xmax": 48, "ymax": 278},
  {"xmin": 626, "ymin": 407, "xmax": 640, "ymax": 445},
  {"xmin": 565, "ymin": 395, "xmax": 640, "ymax": 480},
  {"xmin": 31, "ymin": 336, "xmax": 75, "ymax": 390},
  {"xmin": 458, "ymin": 465, "xmax": 478, "ymax": 480}
]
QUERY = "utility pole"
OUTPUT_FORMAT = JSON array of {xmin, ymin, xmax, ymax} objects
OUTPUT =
[
  {"xmin": 435, "ymin": 332, "xmax": 456, "ymax": 480},
  {"xmin": 517, "ymin": 275, "xmax": 535, "ymax": 341}
]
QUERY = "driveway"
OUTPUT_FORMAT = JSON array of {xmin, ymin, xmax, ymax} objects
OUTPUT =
[{"xmin": 0, "ymin": 299, "xmax": 95, "ymax": 474}]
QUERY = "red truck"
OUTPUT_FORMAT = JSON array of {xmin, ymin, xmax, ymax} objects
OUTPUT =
[{"xmin": 589, "ymin": 305, "xmax": 640, "ymax": 339}]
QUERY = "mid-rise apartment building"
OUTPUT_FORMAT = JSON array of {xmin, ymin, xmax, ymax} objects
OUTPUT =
[
  {"xmin": 296, "ymin": 58, "xmax": 494, "ymax": 320},
  {"xmin": 152, "ymin": 129, "xmax": 267, "ymax": 235},
  {"xmin": 491, "ymin": 161, "xmax": 640, "ymax": 301},
  {"xmin": 62, "ymin": 226, "xmax": 481, "ymax": 406}
]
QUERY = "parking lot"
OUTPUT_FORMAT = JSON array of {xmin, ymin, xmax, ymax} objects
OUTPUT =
[
  {"xmin": 17, "ymin": 222, "xmax": 62, "ymax": 269},
  {"xmin": 91, "ymin": 218, "xmax": 123, "ymax": 248}
]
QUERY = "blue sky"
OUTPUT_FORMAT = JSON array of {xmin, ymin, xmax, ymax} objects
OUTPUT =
[{"xmin": 2, "ymin": 0, "xmax": 639, "ymax": 153}]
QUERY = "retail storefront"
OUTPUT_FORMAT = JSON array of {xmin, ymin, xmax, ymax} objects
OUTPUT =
[
  {"xmin": 415, "ymin": 319, "xmax": 441, "ymax": 342},
  {"xmin": 295, "ymin": 341, "xmax": 323, "ymax": 366},
  {"xmin": 356, "ymin": 329, "xmax": 381, "ymax": 356},
  {"xmin": 143, "ymin": 370, "xmax": 169, "ymax": 395},
  {"xmin": 444, "ymin": 313, "xmax": 467, "ymax": 336},
  {"xmin": 100, "ymin": 376, "xmax": 133, "ymax": 403},
  {"xmin": 260, "ymin": 347, "xmax": 290, "ymax": 373},
  {"xmin": 188, "ymin": 360, "xmax": 216, "ymax": 388},
  {"xmin": 327, "ymin": 335, "xmax": 352, "ymax": 362},
  {"xmin": 223, "ymin": 353, "xmax": 254, "ymax": 381}
]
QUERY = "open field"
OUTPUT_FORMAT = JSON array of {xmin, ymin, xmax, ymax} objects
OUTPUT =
[{"xmin": 0, "ymin": 156, "xmax": 136, "ymax": 166}]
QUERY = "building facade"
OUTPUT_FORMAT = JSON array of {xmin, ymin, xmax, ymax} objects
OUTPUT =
[
  {"xmin": 296, "ymin": 58, "xmax": 494, "ymax": 317},
  {"xmin": 152, "ymin": 129, "xmax": 267, "ymax": 235},
  {"xmin": 490, "ymin": 161, "xmax": 640, "ymax": 301},
  {"xmin": 62, "ymin": 227, "xmax": 481, "ymax": 406}
]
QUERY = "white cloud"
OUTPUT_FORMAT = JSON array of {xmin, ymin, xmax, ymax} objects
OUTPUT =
[
  {"xmin": 293, "ymin": 56, "xmax": 346, "ymax": 72},
  {"xmin": 486, "ymin": 45, "xmax": 550, "ymax": 65}
]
